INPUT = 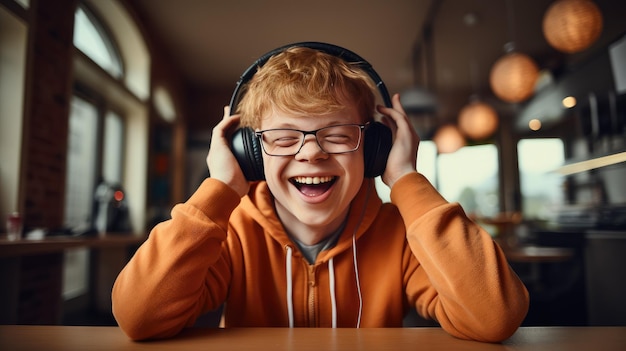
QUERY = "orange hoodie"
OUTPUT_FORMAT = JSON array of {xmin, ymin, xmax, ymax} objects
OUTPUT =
[{"xmin": 112, "ymin": 172, "xmax": 528, "ymax": 342}]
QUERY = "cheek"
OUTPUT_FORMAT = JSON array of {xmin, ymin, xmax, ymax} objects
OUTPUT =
[
  {"xmin": 348, "ymin": 150, "xmax": 365, "ymax": 175},
  {"xmin": 262, "ymin": 154, "xmax": 286, "ymax": 182}
]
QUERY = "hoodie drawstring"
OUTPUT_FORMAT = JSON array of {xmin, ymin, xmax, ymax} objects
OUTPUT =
[
  {"xmin": 285, "ymin": 245, "xmax": 294, "ymax": 328},
  {"xmin": 328, "ymin": 257, "xmax": 337, "ymax": 328},
  {"xmin": 352, "ymin": 233, "xmax": 362, "ymax": 328},
  {"xmin": 286, "ymin": 246, "xmax": 355, "ymax": 328},
  {"xmin": 286, "ymin": 246, "xmax": 338, "ymax": 328}
]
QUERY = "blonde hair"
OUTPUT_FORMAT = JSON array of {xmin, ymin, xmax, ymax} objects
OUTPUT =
[{"xmin": 236, "ymin": 46, "xmax": 377, "ymax": 129}]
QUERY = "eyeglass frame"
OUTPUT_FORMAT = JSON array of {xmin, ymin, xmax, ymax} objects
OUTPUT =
[{"xmin": 254, "ymin": 123, "xmax": 370, "ymax": 156}]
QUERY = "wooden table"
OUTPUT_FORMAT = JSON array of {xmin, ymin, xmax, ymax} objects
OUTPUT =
[
  {"xmin": 503, "ymin": 245, "xmax": 574, "ymax": 263},
  {"xmin": 1, "ymin": 326, "xmax": 625, "ymax": 350},
  {"xmin": 0, "ymin": 234, "xmax": 146, "ymax": 258}
]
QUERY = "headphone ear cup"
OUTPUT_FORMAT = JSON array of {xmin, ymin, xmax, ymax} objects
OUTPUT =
[
  {"xmin": 363, "ymin": 122, "xmax": 392, "ymax": 178},
  {"xmin": 230, "ymin": 127, "xmax": 265, "ymax": 181}
]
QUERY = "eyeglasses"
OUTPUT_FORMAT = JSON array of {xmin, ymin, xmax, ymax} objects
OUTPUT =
[{"xmin": 255, "ymin": 123, "xmax": 368, "ymax": 156}]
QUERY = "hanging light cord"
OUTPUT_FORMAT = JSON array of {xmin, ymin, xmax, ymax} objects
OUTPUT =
[{"xmin": 505, "ymin": 0, "xmax": 517, "ymax": 52}]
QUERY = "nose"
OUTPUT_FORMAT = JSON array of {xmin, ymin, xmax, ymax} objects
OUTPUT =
[{"xmin": 295, "ymin": 134, "xmax": 328, "ymax": 162}]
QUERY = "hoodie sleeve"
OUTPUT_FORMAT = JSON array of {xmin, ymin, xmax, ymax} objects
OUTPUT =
[
  {"xmin": 111, "ymin": 178, "xmax": 240, "ymax": 340},
  {"xmin": 391, "ymin": 172, "xmax": 529, "ymax": 343}
]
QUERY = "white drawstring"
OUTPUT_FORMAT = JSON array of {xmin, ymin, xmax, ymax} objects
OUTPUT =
[
  {"xmin": 285, "ymin": 177, "xmax": 369, "ymax": 329},
  {"xmin": 286, "ymin": 241, "xmax": 361, "ymax": 328},
  {"xmin": 328, "ymin": 257, "xmax": 337, "ymax": 328},
  {"xmin": 352, "ymin": 233, "xmax": 362, "ymax": 328},
  {"xmin": 285, "ymin": 245, "xmax": 294, "ymax": 328},
  {"xmin": 349, "ymin": 183, "xmax": 370, "ymax": 328}
]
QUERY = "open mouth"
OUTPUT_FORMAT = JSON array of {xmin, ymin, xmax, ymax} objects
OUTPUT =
[{"xmin": 290, "ymin": 176, "xmax": 336, "ymax": 197}]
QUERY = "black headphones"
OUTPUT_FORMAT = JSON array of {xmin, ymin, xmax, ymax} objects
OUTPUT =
[{"xmin": 229, "ymin": 42, "xmax": 392, "ymax": 181}]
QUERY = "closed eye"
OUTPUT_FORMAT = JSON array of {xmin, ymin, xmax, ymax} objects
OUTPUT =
[
  {"xmin": 272, "ymin": 137, "xmax": 301, "ymax": 147},
  {"xmin": 323, "ymin": 134, "xmax": 353, "ymax": 144}
]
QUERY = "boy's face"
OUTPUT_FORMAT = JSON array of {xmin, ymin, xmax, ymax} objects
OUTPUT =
[{"xmin": 259, "ymin": 101, "xmax": 365, "ymax": 236}]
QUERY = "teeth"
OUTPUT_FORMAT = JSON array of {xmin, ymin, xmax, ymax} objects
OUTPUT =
[{"xmin": 293, "ymin": 176, "xmax": 334, "ymax": 184}]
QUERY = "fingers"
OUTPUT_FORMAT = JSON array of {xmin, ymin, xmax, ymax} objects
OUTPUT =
[
  {"xmin": 377, "ymin": 94, "xmax": 406, "ymax": 126},
  {"xmin": 377, "ymin": 94, "xmax": 418, "ymax": 141},
  {"xmin": 214, "ymin": 106, "xmax": 241, "ymax": 138},
  {"xmin": 207, "ymin": 106, "xmax": 250, "ymax": 197},
  {"xmin": 376, "ymin": 94, "xmax": 420, "ymax": 187}
]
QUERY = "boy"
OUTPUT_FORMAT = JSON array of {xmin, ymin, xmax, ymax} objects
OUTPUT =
[{"xmin": 112, "ymin": 44, "xmax": 528, "ymax": 342}]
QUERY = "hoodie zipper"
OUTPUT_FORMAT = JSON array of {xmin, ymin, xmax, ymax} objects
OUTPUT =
[{"xmin": 307, "ymin": 264, "xmax": 316, "ymax": 326}]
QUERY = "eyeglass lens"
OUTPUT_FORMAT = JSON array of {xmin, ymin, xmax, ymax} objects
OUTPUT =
[{"xmin": 258, "ymin": 124, "xmax": 363, "ymax": 156}]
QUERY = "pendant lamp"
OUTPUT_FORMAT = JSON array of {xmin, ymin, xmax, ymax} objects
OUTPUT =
[
  {"xmin": 542, "ymin": 0, "xmax": 603, "ymax": 54},
  {"xmin": 489, "ymin": 45, "xmax": 540, "ymax": 103},
  {"xmin": 458, "ymin": 99, "xmax": 499, "ymax": 140},
  {"xmin": 432, "ymin": 124, "xmax": 466, "ymax": 154}
]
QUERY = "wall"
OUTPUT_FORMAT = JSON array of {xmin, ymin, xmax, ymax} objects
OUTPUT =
[{"xmin": 20, "ymin": 0, "xmax": 77, "ymax": 229}]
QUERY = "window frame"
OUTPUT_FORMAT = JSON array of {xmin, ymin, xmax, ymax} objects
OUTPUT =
[{"xmin": 73, "ymin": 2, "xmax": 125, "ymax": 79}]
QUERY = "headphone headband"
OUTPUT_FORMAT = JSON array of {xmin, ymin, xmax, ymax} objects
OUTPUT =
[
  {"xmin": 228, "ymin": 41, "xmax": 392, "ymax": 114},
  {"xmin": 228, "ymin": 42, "xmax": 392, "ymax": 181}
]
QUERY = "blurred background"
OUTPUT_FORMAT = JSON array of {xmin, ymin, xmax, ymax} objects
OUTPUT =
[{"xmin": 1, "ymin": 0, "xmax": 625, "ymax": 328}]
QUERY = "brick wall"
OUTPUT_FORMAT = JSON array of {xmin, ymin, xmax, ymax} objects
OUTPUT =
[{"xmin": 22, "ymin": 0, "xmax": 77, "ymax": 229}]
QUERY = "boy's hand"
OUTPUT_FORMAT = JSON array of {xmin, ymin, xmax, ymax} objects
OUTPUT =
[
  {"xmin": 377, "ymin": 93, "xmax": 420, "ymax": 188},
  {"xmin": 206, "ymin": 106, "xmax": 250, "ymax": 197}
]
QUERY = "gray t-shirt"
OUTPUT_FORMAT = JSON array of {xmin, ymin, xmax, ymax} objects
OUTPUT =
[{"xmin": 289, "ymin": 223, "xmax": 345, "ymax": 264}]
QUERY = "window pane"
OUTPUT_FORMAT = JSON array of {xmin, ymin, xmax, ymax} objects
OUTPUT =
[
  {"xmin": 518, "ymin": 138, "xmax": 565, "ymax": 221},
  {"xmin": 437, "ymin": 144, "xmax": 499, "ymax": 217},
  {"xmin": 64, "ymin": 96, "xmax": 98, "ymax": 230},
  {"xmin": 416, "ymin": 140, "xmax": 437, "ymax": 184},
  {"xmin": 102, "ymin": 111, "xmax": 124, "ymax": 184},
  {"xmin": 375, "ymin": 141, "xmax": 437, "ymax": 203},
  {"xmin": 62, "ymin": 248, "xmax": 89, "ymax": 299},
  {"xmin": 73, "ymin": 6, "xmax": 123, "ymax": 78}
]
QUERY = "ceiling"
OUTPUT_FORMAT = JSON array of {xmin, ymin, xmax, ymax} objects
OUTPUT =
[{"xmin": 129, "ymin": 0, "xmax": 626, "ymax": 136}]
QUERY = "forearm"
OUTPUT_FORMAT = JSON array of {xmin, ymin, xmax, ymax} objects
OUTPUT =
[
  {"xmin": 393, "ymin": 173, "xmax": 529, "ymax": 342},
  {"xmin": 112, "ymin": 179, "xmax": 240, "ymax": 340}
]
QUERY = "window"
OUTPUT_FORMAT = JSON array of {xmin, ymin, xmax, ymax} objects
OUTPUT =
[
  {"xmin": 65, "ymin": 3, "xmax": 126, "ymax": 231},
  {"xmin": 62, "ymin": 2, "xmax": 130, "ymax": 302},
  {"xmin": 102, "ymin": 111, "xmax": 124, "ymax": 184},
  {"xmin": 73, "ymin": 4, "xmax": 123, "ymax": 78},
  {"xmin": 72, "ymin": 0, "xmax": 151, "ymax": 231},
  {"xmin": 374, "ymin": 140, "xmax": 498, "ymax": 219},
  {"xmin": 0, "ymin": 5, "xmax": 27, "ymax": 218},
  {"xmin": 437, "ymin": 144, "xmax": 500, "ymax": 218},
  {"xmin": 375, "ymin": 141, "xmax": 437, "ymax": 202},
  {"xmin": 518, "ymin": 138, "xmax": 565, "ymax": 221},
  {"xmin": 64, "ymin": 96, "xmax": 99, "ymax": 230}
]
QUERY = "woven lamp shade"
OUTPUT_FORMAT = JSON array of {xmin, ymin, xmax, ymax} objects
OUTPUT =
[
  {"xmin": 489, "ymin": 52, "xmax": 539, "ymax": 103},
  {"xmin": 458, "ymin": 101, "xmax": 499, "ymax": 140},
  {"xmin": 432, "ymin": 124, "xmax": 466, "ymax": 154},
  {"xmin": 542, "ymin": 0, "xmax": 603, "ymax": 54}
]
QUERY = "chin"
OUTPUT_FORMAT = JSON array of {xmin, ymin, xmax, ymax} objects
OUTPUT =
[{"xmin": 279, "ymin": 201, "xmax": 350, "ymax": 232}]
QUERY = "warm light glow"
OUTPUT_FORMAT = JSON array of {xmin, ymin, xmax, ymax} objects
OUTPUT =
[
  {"xmin": 543, "ymin": 0, "xmax": 603, "ymax": 54},
  {"xmin": 458, "ymin": 101, "xmax": 499, "ymax": 140},
  {"xmin": 562, "ymin": 96, "xmax": 577, "ymax": 108},
  {"xmin": 432, "ymin": 124, "xmax": 466, "ymax": 154},
  {"xmin": 528, "ymin": 119, "xmax": 542, "ymax": 131},
  {"xmin": 153, "ymin": 86, "xmax": 177, "ymax": 122},
  {"xmin": 114, "ymin": 190, "xmax": 125, "ymax": 202},
  {"xmin": 489, "ymin": 52, "xmax": 539, "ymax": 103}
]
